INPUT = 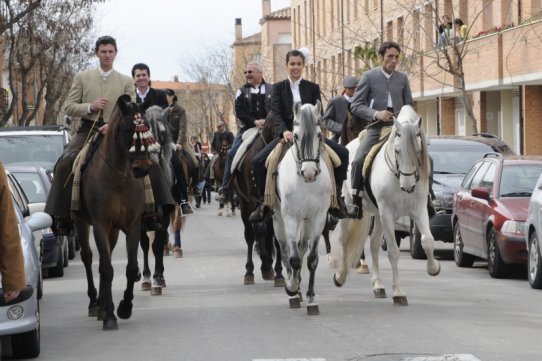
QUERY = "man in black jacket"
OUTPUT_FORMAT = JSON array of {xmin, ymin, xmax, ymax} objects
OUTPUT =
[
  {"xmin": 218, "ymin": 62, "xmax": 272, "ymax": 203},
  {"xmin": 131, "ymin": 63, "xmax": 168, "ymax": 111}
]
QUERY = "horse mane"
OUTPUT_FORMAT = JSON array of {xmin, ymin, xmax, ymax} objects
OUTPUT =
[
  {"xmin": 394, "ymin": 107, "xmax": 430, "ymax": 181},
  {"xmin": 296, "ymin": 104, "xmax": 318, "ymax": 160},
  {"xmin": 103, "ymin": 103, "xmax": 125, "ymax": 154},
  {"xmin": 145, "ymin": 105, "xmax": 173, "ymax": 187}
]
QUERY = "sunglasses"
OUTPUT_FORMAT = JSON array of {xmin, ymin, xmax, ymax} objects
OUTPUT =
[{"xmin": 243, "ymin": 70, "xmax": 253, "ymax": 75}]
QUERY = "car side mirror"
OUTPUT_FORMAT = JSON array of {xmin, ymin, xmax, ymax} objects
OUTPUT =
[{"xmin": 471, "ymin": 187, "xmax": 490, "ymax": 201}]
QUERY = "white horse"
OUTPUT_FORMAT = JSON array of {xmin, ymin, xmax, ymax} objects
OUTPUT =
[
  {"xmin": 331, "ymin": 105, "xmax": 440, "ymax": 305},
  {"xmin": 273, "ymin": 101, "xmax": 331, "ymax": 315}
]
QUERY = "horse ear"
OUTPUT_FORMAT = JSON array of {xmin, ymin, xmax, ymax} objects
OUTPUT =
[
  {"xmin": 315, "ymin": 100, "xmax": 322, "ymax": 115},
  {"xmin": 293, "ymin": 101, "xmax": 302, "ymax": 115},
  {"xmin": 117, "ymin": 94, "xmax": 132, "ymax": 114},
  {"xmin": 393, "ymin": 117, "xmax": 402, "ymax": 130}
]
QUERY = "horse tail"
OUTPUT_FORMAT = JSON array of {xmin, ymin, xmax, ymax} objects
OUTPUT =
[{"xmin": 329, "ymin": 216, "xmax": 371, "ymax": 271}]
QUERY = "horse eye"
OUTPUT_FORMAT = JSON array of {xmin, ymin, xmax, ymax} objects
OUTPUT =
[{"xmin": 294, "ymin": 134, "xmax": 299, "ymax": 139}]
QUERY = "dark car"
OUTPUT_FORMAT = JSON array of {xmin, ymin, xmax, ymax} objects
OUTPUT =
[
  {"xmin": 452, "ymin": 154, "xmax": 542, "ymax": 278},
  {"xmin": 7, "ymin": 166, "xmax": 72, "ymax": 277},
  {"xmin": 408, "ymin": 134, "xmax": 514, "ymax": 259}
]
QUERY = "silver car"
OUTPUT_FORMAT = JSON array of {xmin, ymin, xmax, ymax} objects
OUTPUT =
[
  {"xmin": 0, "ymin": 170, "xmax": 52, "ymax": 358},
  {"xmin": 524, "ymin": 173, "xmax": 542, "ymax": 289}
]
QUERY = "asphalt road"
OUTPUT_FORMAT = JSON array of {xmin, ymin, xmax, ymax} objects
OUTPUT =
[{"xmin": 15, "ymin": 198, "xmax": 542, "ymax": 361}]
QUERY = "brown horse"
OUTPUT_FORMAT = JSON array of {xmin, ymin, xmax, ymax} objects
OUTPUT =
[
  {"xmin": 212, "ymin": 139, "xmax": 236, "ymax": 216},
  {"xmin": 233, "ymin": 118, "xmax": 284, "ymax": 286},
  {"xmin": 73, "ymin": 95, "xmax": 154, "ymax": 330}
]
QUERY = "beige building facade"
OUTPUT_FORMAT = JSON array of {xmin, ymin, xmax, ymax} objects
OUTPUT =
[{"xmin": 290, "ymin": 0, "xmax": 542, "ymax": 155}]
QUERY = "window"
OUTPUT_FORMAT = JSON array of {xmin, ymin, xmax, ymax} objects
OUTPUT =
[
  {"xmin": 467, "ymin": 162, "xmax": 491, "ymax": 190},
  {"xmin": 480, "ymin": 163, "xmax": 496, "ymax": 192}
]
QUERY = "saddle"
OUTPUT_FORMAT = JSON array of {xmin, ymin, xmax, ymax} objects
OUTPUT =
[
  {"xmin": 231, "ymin": 127, "xmax": 260, "ymax": 172},
  {"xmin": 358, "ymin": 126, "xmax": 392, "ymax": 178}
]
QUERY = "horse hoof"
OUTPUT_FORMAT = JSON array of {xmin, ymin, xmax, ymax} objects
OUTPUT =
[
  {"xmin": 226, "ymin": 211, "xmax": 232, "ymax": 217},
  {"xmin": 151, "ymin": 286, "xmax": 162, "ymax": 296},
  {"xmin": 289, "ymin": 297, "xmax": 301, "ymax": 309},
  {"xmin": 307, "ymin": 304, "xmax": 319, "ymax": 315},
  {"xmin": 135, "ymin": 271, "xmax": 142, "ymax": 282},
  {"xmin": 274, "ymin": 278, "xmax": 285, "ymax": 288},
  {"xmin": 117, "ymin": 300, "xmax": 132, "ymax": 319},
  {"xmin": 243, "ymin": 274, "xmax": 254, "ymax": 285},
  {"xmin": 333, "ymin": 274, "xmax": 344, "ymax": 287},
  {"xmin": 428, "ymin": 260, "xmax": 441, "ymax": 276},
  {"xmin": 373, "ymin": 288, "xmax": 387, "ymax": 298},
  {"xmin": 393, "ymin": 296, "xmax": 408, "ymax": 305},
  {"xmin": 261, "ymin": 270, "xmax": 275, "ymax": 281},
  {"xmin": 163, "ymin": 249, "xmax": 170, "ymax": 257},
  {"xmin": 357, "ymin": 264, "xmax": 370, "ymax": 274},
  {"xmin": 174, "ymin": 249, "xmax": 183, "ymax": 258},
  {"xmin": 284, "ymin": 285, "xmax": 298, "ymax": 297},
  {"xmin": 141, "ymin": 281, "xmax": 151, "ymax": 291},
  {"xmin": 102, "ymin": 318, "xmax": 118, "ymax": 331},
  {"xmin": 232, "ymin": 210, "xmax": 236, "ymax": 216},
  {"xmin": 88, "ymin": 305, "xmax": 99, "ymax": 318}
]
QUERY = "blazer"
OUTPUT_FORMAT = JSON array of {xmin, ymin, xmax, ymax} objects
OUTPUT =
[
  {"xmin": 64, "ymin": 68, "xmax": 135, "ymax": 123},
  {"xmin": 272, "ymin": 79, "xmax": 321, "ymax": 137},
  {"xmin": 350, "ymin": 67, "xmax": 413, "ymax": 123},
  {"xmin": 323, "ymin": 95, "xmax": 350, "ymax": 134},
  {"xmin": 0, "ymin": 162, "xmax": 25, "ymax": 292},
  {"xmin": 165, "ymin": 103, "xmax": 189, "ymax": 145},
  {"xmin": 136, "ymin": 87, "xmax": 168, "ymax": 111},
  {"xmin": 234, "ymin": 82, "xmax": 273, "ymax": 132}
]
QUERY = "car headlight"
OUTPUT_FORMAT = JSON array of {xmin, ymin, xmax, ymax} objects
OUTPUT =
[
  {"xmin": 433, "ymin": 191, "xmax": 454, "ymax": 210},
  {"xmin": 500, "ymin": 220, "xmax": 525, "ymax": 236},
  {"xmin": 7, "ymin": 305, "xmax": 24, "ymax": 320}
]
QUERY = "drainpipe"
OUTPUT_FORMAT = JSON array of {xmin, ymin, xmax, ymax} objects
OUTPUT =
[{"xmin": 380, "ymin": 0, "xmax": 384, "ymax": 42}]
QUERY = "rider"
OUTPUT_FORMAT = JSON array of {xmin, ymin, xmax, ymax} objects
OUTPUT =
[
  {"xmin": 45, "ymin": 35, "xmax": 137, "ymax": 236},
  {"xmin": 323, "ymin": 75, "xmax": 359, "ymax": 143},
  {"xmin": 350, "ymin": 41, "xmax": 414, "ymax": 219},
  {"xmin": 209, "ymin": 121, "xmax": 234, "ymax": 181},
  {"xmin": 218, "ymin": 61, "xmax": 272, "ymax": 204},
  {"xmin": 249, "ymin": 49, "xmax": 351, "ymax": 222}
]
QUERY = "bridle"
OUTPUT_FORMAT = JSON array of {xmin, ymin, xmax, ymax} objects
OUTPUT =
[
  {"xmin": 384, "ymin": 124, "xmax": 422, "ymax": 184},
  {"xmin": 291, "ymin": 130, "xmax": 323, "ymax": 176}
]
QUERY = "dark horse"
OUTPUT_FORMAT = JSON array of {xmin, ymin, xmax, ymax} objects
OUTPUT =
[
  {"xmin": 233, "ymin": 119, "xmax": 284, "ymax": 286},
  {"xmin": 73, "ymin": 95, "xmax": 154, "ymax": 330},
  {"xmin": 139, "ymin": 105, "xmax": 176, "ymax": 295},
  {"xmin": 212, "ymin": 139, "xmax": 236, "ymax": 216}
]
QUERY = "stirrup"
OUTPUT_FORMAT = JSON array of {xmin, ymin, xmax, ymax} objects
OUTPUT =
[{"xmin": 179, "ymin": 201, "xmax": 194, "ymax": 217}]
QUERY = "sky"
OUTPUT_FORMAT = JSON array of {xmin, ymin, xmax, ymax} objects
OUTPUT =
[{"xmin": 94, "ymin": 0, "xmax": 291, "ymax": 81}]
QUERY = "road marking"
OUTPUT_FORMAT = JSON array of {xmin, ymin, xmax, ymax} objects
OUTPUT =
[
  {"xmin": 253, "ymin": 359, "xmax": 326, "ymax": 361},
  {"xmin": 405, "ymin": 355, "xmax": 482, "ymax": 361}
]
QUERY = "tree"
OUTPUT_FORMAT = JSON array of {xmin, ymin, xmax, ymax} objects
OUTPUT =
[{"xmin": 0, "ymin": 0, "xmax": 42, "ymax": 35}]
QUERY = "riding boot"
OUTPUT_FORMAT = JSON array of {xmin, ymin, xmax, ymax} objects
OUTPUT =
[
  {"xmin": 329, "ymin": 184, "xmax": 349, "ymax": 219},
  {"xmin": 218, "ymin": 186, "xmax": 230, "ymax": 204},
  {"xmin": 351, "ymin": 193, "xmax": 363, "ymax": 219},
  {"xmin": 142, "ymin": 212, "xmax": 162, "ymax": 231},
  {"xmin": 53, "ymin": 217, "xmax": 73, "ymax": 237},
  {"xmin": 180, "ymin": 201, "xmax": 194, "ymax": 215}
]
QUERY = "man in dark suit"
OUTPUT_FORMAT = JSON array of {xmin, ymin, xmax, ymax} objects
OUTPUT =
[
  {"xmin": 211, "ymin": 121, "xmax": 234, "ymax": 154},
  {"xmin": 349, "ymin": 41, "xmax": 414, "ymax": 218},
  {"xmin": 131, "ymin": 63, "xmax": 168, "ymax": 111},
  {"xmin": 323, "ymin": 75, "xmax": 359, "ymax": 142}
]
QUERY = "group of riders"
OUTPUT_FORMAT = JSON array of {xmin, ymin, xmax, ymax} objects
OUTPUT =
[{"xmin": 45, "ymin": 35, "xmax": 416, "ymax": 239}]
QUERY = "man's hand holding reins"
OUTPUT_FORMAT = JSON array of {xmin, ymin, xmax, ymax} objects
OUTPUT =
[
  {"xmin": 255, "ymin": 119, "xmax": 265, "ymax": 128},
  {"xmin": 282, "ymin": 130, "xmax": 293, "ymax": 142},
  {"xmin": 89, "ymin": 97, "xmax": 108, "ymax": 113},
  {"xmin": 375, "ymin": 110, "xmax": 394, "ymax": 122}
]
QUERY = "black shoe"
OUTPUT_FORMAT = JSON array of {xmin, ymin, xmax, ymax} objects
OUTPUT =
[
  {"xmin": 54, "ymin": 218, "xmax": 72, "ymax": 236},
  {"xmin": 349, "ymin": 195, "xmax": 363, "ymax": 219},
  {"xmin": 192, "ymin": 186, "xmax": 202, "ymax": 197},
  {"xmin": 329, "ymin": 198, "xmax": 349, "ymax": 219},
  {"xmin": 180, "ymin": 202, "xmax": 194, "ymax": 215},
  {"xmin": 218, "ymin": 187, "xmax": 229, "ymax": 204},
  {"xmin": 249, "ymin": 204, "xmax": 269, "ymax": 222},
  {"xmin": 143, "ymin": 213, "xmax": 162, "ymax": 231}
]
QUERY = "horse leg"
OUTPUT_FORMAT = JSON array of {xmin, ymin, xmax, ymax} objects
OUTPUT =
[
  {"xmin": 379, "ymin": 214, "xmax": 407, "ymax": 305},
  {"xmin": 412, "ymin": 213, "xmax": 441, "ymax": 276},
  {"xmin": 230, "ymin": 190, "xmax": 236, "ymax": 216},
  {"xmin": 76, "ymin": 221, "xmax": 98, "ymax": 317},
  {"xmin": 140, "ymin": 230, "xmax": 152, "ymax": 291},
  {"xmin": 151, "ymin": 224, "xmax": 169, "ymax": 294},
  {"xmin": 253, "ymin": 220, "xmax": 274, "ymax": 281},
  {"xmin": 283, "ymin": 218, "xmax": 302, "ymax": 297},
  {"xmin": 369, "ymin": 219, "xmax": 387, "ymax": 298},
  {"xmin": 117, "ymin": 226, "xmax": 140, "ymax": 320},
  {"xmin": 272, "ymin": 234, "xmax": 285, "ymax": 287},
  {"xmin": 306, "ymin": 235, "xmax": 320, "ymax": 315},
  {"xmin": 93, "ymin": 227, "xmax": 117, "ymax": 330}
]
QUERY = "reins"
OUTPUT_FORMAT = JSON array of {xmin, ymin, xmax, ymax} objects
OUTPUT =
[{"xmin": 384, "ymin": 124, "xmax": 421, "ymax": 183}]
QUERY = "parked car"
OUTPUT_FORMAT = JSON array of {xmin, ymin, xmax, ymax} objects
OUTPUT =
[
  {"xmin": 0, "ymin": 125, "xmax": 70, "ymax": 174},
  {"xmin": 524, "ymin": 173, "xmax": 542, "ymax": 289},
  {"xmin": 407, "ymin": 134, "xmax": 514, "ymax": 259},
  {"xmin": 452, "ymin": 153, "xmax": 542, "ymax": 278},
  {"xmin": 0, "ymin": 169, "xmax": 52, "ymax": 358},
  {"xmin": 8, "ymin": 166, "xmax": 72, "ymax": 277}
]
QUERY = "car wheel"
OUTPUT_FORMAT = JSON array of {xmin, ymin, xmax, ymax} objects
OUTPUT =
[
  {"xmin": 68, "ymin": 235, "xmax": 76, "ymax": 260},
  {"xmin": 63, "ymin": 237, "xmax": 69, "ymax": 268},
  {"xmin": 11, "ymin": 299, "xmax": 40, "ymax": 358},
  {"xmin": 48, "ymin": 240, "xmax": 64, "ymax": 278},
  {"xmin": 409, "ymin": 223, "xmax": 426, "ymax": 260},
  {"xmin": 487, "ymin": 227, "xmax": 510, "ymax": 278},
  {"xmin": 37, "ymin": 268, "xmax": 43, "ymax": 300},
  {"xmin": 528, "ymin": 232, "xmax": 542, "ymax": 289},
  {"xmin": 453, "ymin": 222, "xmax": 474, "ymax": 267}
]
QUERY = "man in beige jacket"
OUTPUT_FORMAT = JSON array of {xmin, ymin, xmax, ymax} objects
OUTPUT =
[{"xmin": 46, "ymin": 36, "xmax": 136, "ymax": 236}]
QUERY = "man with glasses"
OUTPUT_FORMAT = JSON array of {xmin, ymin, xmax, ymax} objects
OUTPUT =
[{"xmin": 217, "ymin": 62, "xmax": 272, "ymax": 203}]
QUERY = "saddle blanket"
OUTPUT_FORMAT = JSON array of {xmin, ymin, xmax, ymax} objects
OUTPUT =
[{"xmin": 231, "ymin": 127, "xmax": 260, "ymax": 173}]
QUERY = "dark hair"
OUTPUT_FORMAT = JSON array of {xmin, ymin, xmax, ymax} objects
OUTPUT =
[
  {"xmin": 131, "ymin": 63, "xmax": 150, "ymax": 78},
  {"xmin": 378, "ymin": 41, "xmax": 401, "ymax": 57},
  {"xmin": 454, "ymin": 18, "xmax": 464, "ymax": 26},
  {"xmin": 286, "ymin": 49, "xmax": 305, "ymax": 64},
  {"xmin": 95, "ymin": 36, "xmax": 117, "ymax": 53},
  {"xmin": 165, "ymin": 88, "xmax": 178, "ymax": 102}
]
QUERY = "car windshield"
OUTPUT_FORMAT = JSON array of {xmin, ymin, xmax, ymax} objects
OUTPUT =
[
  {"xmin": 430, "ymin": 144, "xmax": 494, "ymax": 174},
  {"xmin": 499, "ymin": 164, "xmax": 542, "ymax": 197},
  {"xmin": 0, "ymin": 134, "xmax": 63, "ymax": 172},
  {"xmin": 11, "ymin": 171, "xmax": 48, "ymax": 203}
]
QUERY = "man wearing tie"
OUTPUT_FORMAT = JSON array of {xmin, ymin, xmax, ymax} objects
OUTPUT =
[{"xmin": 349, "ymin": 41, "xmax": 414, "ymax": 219}]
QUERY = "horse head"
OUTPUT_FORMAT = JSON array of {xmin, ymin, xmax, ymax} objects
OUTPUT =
[
  {"xmin": 114, "ymin": 94, "xmax": 159, "ymax": 178},
  {"xmin": 390, "ymin": 105, "xmax": 428, "ymax": 193},
  {"xmin": 292, "ymin": 101, "xmax": 323, "ymax": 182}
]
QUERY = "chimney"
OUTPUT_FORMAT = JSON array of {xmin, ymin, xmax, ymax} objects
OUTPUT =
[
  {"xmin": 173, "ymin": 75, "xmax": 179, "ymax": 82},
  {"xmin": 235, "ymin": 18, "xmax": 242, "ymax": 41},
  {"xmin": 262, "ymin": 0, "xmax": 271, "ymax": 17}
]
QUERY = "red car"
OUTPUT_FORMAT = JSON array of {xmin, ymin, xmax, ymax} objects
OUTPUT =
[{"xmin": 452, "ymin": 153, "xmax": 542, "ymax": 278}]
